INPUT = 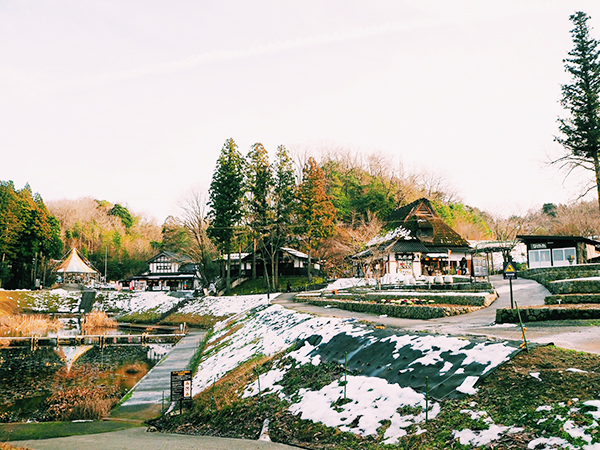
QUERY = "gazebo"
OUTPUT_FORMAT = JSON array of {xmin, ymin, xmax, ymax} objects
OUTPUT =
[{"xmin": 55, "ymin": 248, "xmax": 99, "ymax": 285}]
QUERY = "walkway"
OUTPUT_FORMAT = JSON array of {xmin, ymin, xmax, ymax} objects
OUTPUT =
[
  {"xmin": 110, "ymin": 331, "xmax": 205, "ymax": 421},
  {"xmin": 9, "ymin": 426, "xmax": 299, "ymax": 450},
  {"xmin": 275, "ymin": 276, "xmax": 600, "ymax": 355}
]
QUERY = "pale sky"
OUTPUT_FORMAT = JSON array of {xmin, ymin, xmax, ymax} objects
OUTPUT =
[{"xmin": 2, "ymin": 0, "xmax": 600, "ymax": 224}]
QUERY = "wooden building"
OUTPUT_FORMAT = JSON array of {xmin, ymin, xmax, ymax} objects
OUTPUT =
[
  {"xmin": 517, "ymin": 235, "xmax": 600, "ymax": 268},
  {"xmin": 352, "ymin": 198, "xmax": 472, "ymax": 278},
  {"xmin": 129, "ymin": 251, "xmax": 201, "ymax": 291},
  {"xmin": 240, "ymin": 247, "xmax": 320, "ymax": 278}
]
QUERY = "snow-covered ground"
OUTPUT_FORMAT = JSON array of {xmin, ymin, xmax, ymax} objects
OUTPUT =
[
  {"xmin": 179, "ymin": 293, "xmax": 276, "ymax": 317},
  {"xmin": 192, "ymin": 299, "xmax": 523, "ymax": 445}
]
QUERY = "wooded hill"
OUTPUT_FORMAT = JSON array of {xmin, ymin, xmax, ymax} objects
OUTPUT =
[{"xmin": 1, "ymin": 147, "xmax": 598, "ymax": 289}]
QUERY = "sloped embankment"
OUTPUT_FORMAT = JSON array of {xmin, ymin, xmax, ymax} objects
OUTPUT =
[{"xmin": 153, "ymin": 299, "xmax": 520, "ymax": 446}]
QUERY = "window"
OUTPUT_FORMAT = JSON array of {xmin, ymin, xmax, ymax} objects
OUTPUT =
[
  {"xmin": 552, "ymin": 248, "xmax": 576, "ymax": 267},
  {"xmin": 529, "ymin": 249, "xmax": 551, "ymax": 268}
]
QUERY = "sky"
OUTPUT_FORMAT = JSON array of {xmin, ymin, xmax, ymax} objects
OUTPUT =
[{"xmin": 2, "ymin": 0, "xmax": 600, "ymax": 224}]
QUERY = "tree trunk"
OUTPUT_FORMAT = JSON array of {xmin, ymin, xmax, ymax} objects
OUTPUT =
[
  {"xmin": 273, "ymin": 252, "xmax": 278, "ymax": 291},
  {"xmin": 594, "ymin": 151, "xmax": 600, "ymax": 215},
  {"xmin": 226, "ymin": 252, "xmax": 231, "ymax": 295},
  {"xmin": 252, "ymin": 238, "xmax": 257, "ymax": 280},
  {"xmin": 307, "ymin": 245, "xmax": 313, "ymax": 283}
]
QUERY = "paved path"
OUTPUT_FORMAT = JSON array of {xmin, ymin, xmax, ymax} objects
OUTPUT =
[
  {"xmin": 9, "ymin": 426, "xmax": 300, "ymax": 450},
  {"xmin": 275, "ymin": 276, "xmax": 600, "ymax": 354},
  {"xmin": 110, "ymin": 331, "xmax": 206, "ymax": 421}
]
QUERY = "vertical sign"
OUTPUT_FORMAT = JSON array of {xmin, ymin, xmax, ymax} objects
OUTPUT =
[
  {"xmin": 472, "ymin": 255, "xmax": 488, "ymax": 277},
  {"xmin": 171, "ymin": 370, "xmax": 192, "ymax": 402}
]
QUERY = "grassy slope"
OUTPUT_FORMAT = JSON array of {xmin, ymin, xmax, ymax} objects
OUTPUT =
[{"xmin": 153, "ymin": 344, "xmax": 600, "ymax": 450}]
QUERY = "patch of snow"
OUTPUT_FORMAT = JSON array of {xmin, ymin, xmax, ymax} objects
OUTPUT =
[
  {"xmin": 530, "ymin": 372, "xmax": 541, "ymax": 381},
  {"xmin": 456, "ymin": 376, "xmax": 479, "ymax": 395},
  {"xmin": 527, "ymin": 436, "xmax": 575, "ymax": 449},
  {"xmin": 584, "ymin": 400, "xmax": 600, "ymax": 420},
  {"xmin": 179, "ymin": 294, "xmax": 273, "ymax": 317},
  {"xmin": 453, "ymin": 424, "xmax": 523, "ymax": 447},
  {"xmin": 365, "ymin": 226, "xmax": 413, "ymax": 247},
  {"xmin": 564, "ymin": 419, "xmax": 594, "ymax": 444},
  {"xmin": 536, "ymin": 405, "xmax": 553, "ymax": 412},
  {"xmin": 287, "ymin": 374, "xmax": 438, "ymax": 445},
  {"xmin": 325, "ymin": 278, "xmax": 376, "ymax": 290},
  {"xmin": 566, "ymin": 367, "xmax": 589, "ymax": 373}
]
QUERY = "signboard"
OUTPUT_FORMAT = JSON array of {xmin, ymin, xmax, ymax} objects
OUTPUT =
[
  {"xmin": 171, "ymin": 370, "xmax": 192, "ymax": 402},
  {"xmin": 472, "ymin": 255, "xmax": 488, "ymax": 277},
  {"xmin": 503, "ymin": 261, "xmax": 518, "ymax": 279}
]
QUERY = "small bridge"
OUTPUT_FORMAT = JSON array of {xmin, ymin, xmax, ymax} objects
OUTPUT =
[{"xmin": 1, "ymin": 332, "xmax": 184, "ymax": 350}]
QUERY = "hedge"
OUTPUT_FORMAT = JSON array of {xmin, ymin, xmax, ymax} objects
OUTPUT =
[
  {"xmin": 378, "ymin": 282, "xmax": 494, "ymax": 292},
  {"xmin": 519, "ymin": 264, "xmax": 600, "ymax": 289},
  {"xmin": 545, "ymin": 294, "xmax": 600, "ymax": 305},
  {"xmin": 547, "ymin": 278, "xmax": 600, "ymax": 295},
  {"xmin": 306, "ymin": 298, "xmax": 479, "ymax": 320},
  {"xmin": 496, "ymin": 305, "xmax": 600, "ymax": 323},
  {"xmin": 313, "ymin": 291, "xmax": 496, "ymax": 307}
]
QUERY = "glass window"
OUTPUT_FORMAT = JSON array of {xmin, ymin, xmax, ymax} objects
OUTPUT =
[
  {"xmin": 553, "ymin": 249, "xmax": 565, "ymax": 262},
  {"xmin": 565, "ymin": 248, "xmax": 576, "ymax": 263}
]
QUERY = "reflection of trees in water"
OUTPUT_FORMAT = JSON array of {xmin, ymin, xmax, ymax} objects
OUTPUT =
[
  {"xmin": 0, "ymin": 344, "xmax": 172, "ymax": 422},
  {"xmin": 76, "ymin": 345, "xmax": 159, "ymax": 370}
]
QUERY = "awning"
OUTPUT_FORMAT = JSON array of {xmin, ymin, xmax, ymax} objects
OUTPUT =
[{"xmin": 426, "ymin": 253, "xmax": 449, "ymax": 258}]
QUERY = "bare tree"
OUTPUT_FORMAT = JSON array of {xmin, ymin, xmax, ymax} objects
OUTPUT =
[{"xmin": 178, "ymin": 187, "xmax": 219, "ymax": 287}]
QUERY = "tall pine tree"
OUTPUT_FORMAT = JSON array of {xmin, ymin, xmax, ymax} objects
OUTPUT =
[
  {"xmin": 555, "ymin": 11, "xmax": 600, "ymax": 212},
  {"xmin": 208, "ymin": 138, "xmax": 245, "ymax": 294},
  {"xmin": 246, "ymin": 143, "xmax": 273, "ymax": 282}
]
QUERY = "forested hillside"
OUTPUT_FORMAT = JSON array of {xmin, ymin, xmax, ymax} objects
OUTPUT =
[
  {"xmin": 46, "ymin": 197, "xmax": 161, "ymax": 281},
  {"xmin": 2, "ymin": 147, "xmax": 598, "ymax": 290},
  {"xmin": 0, "ymin": 182, "xmax": 63, "ymax": 289}
]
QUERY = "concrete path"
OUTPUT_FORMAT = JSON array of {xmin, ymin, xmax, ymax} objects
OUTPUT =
[
  {"xmin": 110, "ymin": 331, "xmax": 206, "ymax": 421},
  {"xmin": 9, "ymin": 426, "xmax": 300, "ymax": 450}
]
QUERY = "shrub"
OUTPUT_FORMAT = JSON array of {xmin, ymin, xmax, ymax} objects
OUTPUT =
[
  {"xmin": 0, "ymin": 314, "xmax": 63, "ymax": 336},
  {"xmin": 307, "ymin": 299, "xmax": 479, "ymax": 319},
  {"xmin": 82, "ymin": 311, "xmax": 117, "ymax": 332},
  {"xmin": 496, "ymin": 305, "xmax": 600, "ymax": 323},
  {"xmin": 44, "ymin": 386, "xmax": 120, "ymax": 421}
]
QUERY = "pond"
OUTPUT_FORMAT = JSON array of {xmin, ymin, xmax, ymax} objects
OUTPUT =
[{"xmin": 0, "ymin": 341, "xmax": 175, "ymax": 422}]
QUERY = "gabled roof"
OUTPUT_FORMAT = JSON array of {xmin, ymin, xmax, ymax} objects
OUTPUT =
[
  {"xmin": 390, "ymin": 198, "xmax": 470, "ymax": 249},
  {"xmin": 147, "ymin": 250, "xmax": 194, "ymax": 265},
  {"xmin": 56, "ymin": 248, "xmax": 98, "ymax": 274}
]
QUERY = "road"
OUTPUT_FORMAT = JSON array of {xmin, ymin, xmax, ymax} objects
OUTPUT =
[{"xmin": 9, "ymin": 427, "xmax": 300, "ymax": 450}]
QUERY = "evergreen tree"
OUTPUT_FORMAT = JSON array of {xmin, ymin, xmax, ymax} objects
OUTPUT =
[
  {"xmin": 555, "ymin": 11, "xmax": 600, "ymax": 212},
  {"xmin": 296, "ymin": 157, "xmax": 336, "ymax": 282},
  {"xmin": 271, "ymin": 145, "xmax": 297, "ymax": 288},
  {"xmin": 246, "ymin": 143, "xmax": 273, "ymax": 281},
  {"xmin": 0, "ymin": 181, "xmax": 63, "ymax": 288},
  {"xmin": 207, "ymin": 138, "xmax": 245, "ymax": 294}
]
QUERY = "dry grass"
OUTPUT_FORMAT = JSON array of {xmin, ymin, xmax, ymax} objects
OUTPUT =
[
  {"xmin": 194, "ymin": 354, "xmax": 275, "ymax": 412},
  {"xmin": 0, "ymin": 314, "xmax": 62, "ymax": 336},
  {"xmin": 0, "ymin": 291, "xmax": 18, "ymax": 316},
  {"xmin": 0, "ymin": 444, "xmax": 31, "ymax": 450},
  {"xmin": 44, "ymin": 386, "xmax": 120, "ymax": 421},
  {"xmin": 81, "ymin": 311, "xmax": 117, "ymax": 333}
]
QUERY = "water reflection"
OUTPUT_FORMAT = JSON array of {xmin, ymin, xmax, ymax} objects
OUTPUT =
[{"xmin": 0, "ymin": 341, "xmax": 174, "ymax": 422}]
